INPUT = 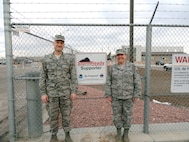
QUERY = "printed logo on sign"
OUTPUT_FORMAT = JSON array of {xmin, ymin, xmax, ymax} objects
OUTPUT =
[
  {"xmin": 79, "ymin": 74, "xmax": 83, "ymax": 79},
  {"xmin": 79, "ymin": 57, "xmax": 90, "ymax": 62},
  {"xmin": 78, "ymin": 57, "xmax": 105, "ymax": 70},
  {"xmin": 100, "ymin": 74, "xmax": 104, "ymax": 78}
]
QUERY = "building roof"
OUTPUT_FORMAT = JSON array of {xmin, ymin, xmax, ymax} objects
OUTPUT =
[{"xmin": 141, "ymin": 52, "xmax": 185, "ymax": 56}]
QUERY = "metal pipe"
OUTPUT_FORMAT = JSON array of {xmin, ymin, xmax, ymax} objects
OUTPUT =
[
  {"xmin": 3, "ymin": 0, "xmax": 16, "ymax": 141},
  {"xmin": 149, "ymin": 1, "xmax": 159, "ymax": 24},
  {"xmin": 12, "ymin": 23, "xmax": 189, "ymax": 28},
  {"xmin": 25, "ymin": 72, "xmax": 43, "ymax": 137},
  {"xmin": 143, "ymin": 25, "xmax": 152, "ymax": 134},
  {"xmin": 129, "ymin": 0, "xmax": 134, "ymax": 62},
  {"xmin": 143, "ymin": 1, "xmax": 159, "ymax": 134}
]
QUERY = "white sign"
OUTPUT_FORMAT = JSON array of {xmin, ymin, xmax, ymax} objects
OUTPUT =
[
  {"xmin": 171, "ymin": 54, "xmax": 189, "ymax": 93},
  {"xmin": 75, "ymin": 53, "xmax": 107, "ymax": 85},
  {"xmin": 14, "ymin": 25, "xmax": 30, "ymax": 33}
]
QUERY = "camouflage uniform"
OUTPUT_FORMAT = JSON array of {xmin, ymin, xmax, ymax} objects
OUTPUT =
[
  {"xmin": 39, "ymin": 52, "xmax": 78, "ymax": 134},
  {"xmin": 105, "ymin": 61, "xmax": 141, "ymax": 129}
]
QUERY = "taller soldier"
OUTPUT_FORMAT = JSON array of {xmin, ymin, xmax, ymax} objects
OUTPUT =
[
  {"xmin": 39, "ymin": 35, "xmax": 78, "ymax": 142},
  {"xmin": 105, "ymin": 49, "xmax": 141, "ymax": 142}
]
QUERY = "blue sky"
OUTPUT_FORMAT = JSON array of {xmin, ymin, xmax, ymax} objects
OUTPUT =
[{"xmin": 0, "ymin": 0, "xmax": 189, "ymax": 58}]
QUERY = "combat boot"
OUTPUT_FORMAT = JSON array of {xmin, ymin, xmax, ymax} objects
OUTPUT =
[
  {"xmin": 115, "ymin": 128, "xmax": 122, "ymax": 142},
  {"xmin": 50, "ymin": 134, "xmax": 58, "ymax": 142},
  {"xmin": 65, "ymin": 132, "xmax": 73, "ymax": 142},
  {"xmin": 122, "ymin": 128, "xmax": 129, "ymax": 142}
]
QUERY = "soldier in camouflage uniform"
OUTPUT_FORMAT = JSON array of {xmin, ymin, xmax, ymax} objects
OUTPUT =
[
  {"xmin": 39, "ymin": 35, "xmax": 78, "ymax": 142},
  {"xmin": 105, "ymin": 49, "xmax": 141, "ymax": 142}
]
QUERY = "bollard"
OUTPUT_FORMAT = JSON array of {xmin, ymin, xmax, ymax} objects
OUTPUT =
[{"xmin": 25, "ymin": 71, "xmax": 43, "ymax": 138}]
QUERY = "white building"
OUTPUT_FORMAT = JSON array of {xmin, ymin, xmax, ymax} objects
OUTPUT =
[{"xmin": 122, "ymin": 45, "xmax": 184, "ymax": 63}]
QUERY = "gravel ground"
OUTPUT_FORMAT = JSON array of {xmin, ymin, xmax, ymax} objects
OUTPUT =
[
  {"xmin": 44, "ymin": 67, "xmax": 189, "ymax": 129},
  {"xmin": 46, "ymin": 84, "xmax": 189, "ymax": 129}
]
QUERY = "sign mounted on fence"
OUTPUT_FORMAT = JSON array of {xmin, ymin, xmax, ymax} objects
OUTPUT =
[
  {"xmin": 75, "ymin": 53, "xmax": 107, "ymax": 85},
  {"xmin": 171, "ymin": 54, "xmax": 189, "ymax": 93},
  {"xmin": 14, "ymin": 25, "xmax": 30, "ymax": 33}
]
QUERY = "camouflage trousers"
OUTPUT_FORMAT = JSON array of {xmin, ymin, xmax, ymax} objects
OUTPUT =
[
  {"xmin": 111, "ymin": 98, "xmax": 133, "ymax": 129},
  {"xmin": 48, "ymin": 96, "xmax": 72, "ymax": 134}
]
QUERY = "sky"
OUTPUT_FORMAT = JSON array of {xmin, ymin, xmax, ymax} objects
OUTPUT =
[{"xmin": 0, "ymin": 0, "xmax": 189, "ymax": 58}]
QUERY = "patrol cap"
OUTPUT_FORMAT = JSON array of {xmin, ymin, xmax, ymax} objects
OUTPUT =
[
  {"xmin": 116, "ymin": 49, "xmax": 126, "ymax": 55},
  {"xmin": 54, "ymin": 35, "xmax": 65, "ymax": 42}
]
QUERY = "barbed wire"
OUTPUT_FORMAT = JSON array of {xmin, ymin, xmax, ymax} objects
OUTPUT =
[
  {"xmin": 10, "ymin": 2, "xmax": 189, "ymax": 5},
  {"xmin": 11, "ymin": 8, "xmax": 33, "ymax": 23},
  {"xmin": 11, "ymin": 17, "xmax": 189, "ymax": 20},
  {"xmin": 9, "ymin": 2, "xmax": 131, "ymax": 4},
  {"xmin": 9, "ymin": 1, "xmax": 189, "ymax": 24},
  {"xmin": 10, "ymin": 10, "xmax": 189, "ymax": 13},
  {"xmin": 11, "ymin": 15, "xmax": 26, "ymax": 23}
]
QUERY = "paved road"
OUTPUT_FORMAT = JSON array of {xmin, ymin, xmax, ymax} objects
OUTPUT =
[
  {"xmin": 0, "ymin": 65, "xmax": 9, "ymax": 141},
  {"xmin": 0, "ymin": 65, "xmax": 8, "ymax": 121}
]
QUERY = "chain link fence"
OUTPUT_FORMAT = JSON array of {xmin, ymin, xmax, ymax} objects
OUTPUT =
[
  {"xmin": 147, "ymin": 26, "xmax": 189, "ymax": 133},
  {"xmin": 9, "ymin": 24, "xmax": 189, "ymax": 139}
]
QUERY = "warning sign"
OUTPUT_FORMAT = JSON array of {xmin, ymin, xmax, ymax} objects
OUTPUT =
[{"xmin": 171, "ymin": 54, "xmax": 189, "ymax": 93}]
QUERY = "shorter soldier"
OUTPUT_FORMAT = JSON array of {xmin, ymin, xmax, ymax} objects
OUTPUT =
[
  {"xmin": 39, "ymin": 35, "xmax": 78, "ymax": 142},
  {"xmin": 105, "ymin": 49, "xmax": 141, "ymax": 142}
]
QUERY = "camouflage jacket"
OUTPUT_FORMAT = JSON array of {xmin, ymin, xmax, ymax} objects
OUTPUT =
[
  {"xmin": 105, "ymin": 61, "xmax": 141, "ymax": 99},
  {"xmin": 39, "ymin": 52, "xmax": 78, "ymax": 98}
]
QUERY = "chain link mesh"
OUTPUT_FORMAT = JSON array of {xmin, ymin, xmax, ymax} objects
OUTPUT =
[
  {"xmin": 11, "ymin": 24, "xmax": 189, "ymax": 139},
  {"xmin": 148, "ymin": 26, "xmax": 189, "ymax": 133}
]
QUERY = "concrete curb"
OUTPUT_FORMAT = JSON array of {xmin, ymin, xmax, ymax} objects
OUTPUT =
[{"xmin": 16, "ymin": 124, "xmax": 189, "ymax": 142}]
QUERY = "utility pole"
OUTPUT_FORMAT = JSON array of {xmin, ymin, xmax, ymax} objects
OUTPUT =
[{"xmin": 130, "ymin": 0, "xmax": 134, "ymax": 62}]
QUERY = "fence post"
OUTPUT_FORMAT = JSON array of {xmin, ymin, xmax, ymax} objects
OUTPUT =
[
  {"xmin": 143, "ymin": 25, "xmax": 152, "ymax": 134},
  {"xmin": 25, "ymin": 72, "xmax": 43, "ymax": 137},
  {"xmin": 3, "ymin": 0, "xmax": 16, "ymax": 141}
]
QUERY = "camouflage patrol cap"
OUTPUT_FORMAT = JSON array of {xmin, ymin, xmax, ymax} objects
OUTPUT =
[
  {"xmin": 54, "ymin": 35, "xmax": 65, "ymax": 42},
  {"xmin": 116, "ymin": 49, "xmax": 126, "ymax": 55}
]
